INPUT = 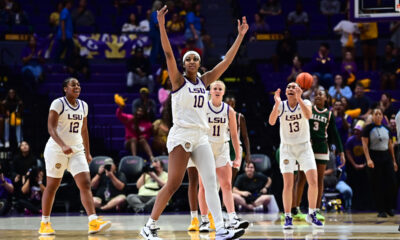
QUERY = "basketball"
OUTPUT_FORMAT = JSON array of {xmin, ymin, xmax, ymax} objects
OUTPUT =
[{"xmin": 296, "ymin": 72, "xmax": 313, "ymax": 90}]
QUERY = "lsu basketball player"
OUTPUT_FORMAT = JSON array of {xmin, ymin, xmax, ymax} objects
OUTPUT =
[
  {"xmin": 140, "ymin": 5, "xmax": 248, "ymax": 240},
  {"xmin": 268, "ymin": 82, "xmax": 323, "ymax": 229},
  {"xmin": 187, "ymin": 81, "xmax": 249, "ymax": 232},
  {"xmin": 39, "ymin": 78, "xmax": 111, "ymax": 235}
]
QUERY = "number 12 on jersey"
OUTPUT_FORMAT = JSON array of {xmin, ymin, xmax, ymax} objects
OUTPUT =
[{"xmin": 69, "ymin": 122, "xmax": 79, "ymax": 133}]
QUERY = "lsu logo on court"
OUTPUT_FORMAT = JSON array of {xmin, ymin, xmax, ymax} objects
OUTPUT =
[
  {"xmin": 285, "ymin": 114, "xmax": 302, "ymax": 121},
  {"xmin": 208, "ymin": 117, "xmax": 226, "ymax": 123},
  {"xmin": 68, "ymin": 114, "xmax": 83, "ymax": 120},
  {"xmin": 188, "ymin": 88, "xmax": 205, "ymax": 94}
]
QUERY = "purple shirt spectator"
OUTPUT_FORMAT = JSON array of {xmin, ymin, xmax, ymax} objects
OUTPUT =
[
  {"xmin": 0, "ymin": 177, "xmax": 12, "ymax": 199},
  {"xmin": 311, "ymin": 51, "xmax": 335, "ymax": 74},
  {"xmin": 345, "ymin": 135, "xmax": 365, "ymax": 165},
  {"xmin": 335, "ymin": 114, "xmax": 352, "ymax": 145}
]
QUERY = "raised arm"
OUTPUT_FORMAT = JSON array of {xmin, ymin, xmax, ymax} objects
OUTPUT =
[
  {"xmin": 295, "ymin": 86, "xmax": 312, "ymax": 119},
  {"xmin": 201, "ymin": 17, "xmax": 248, "ymax": 87},
  {"xmin": 157, "ymin": 6, "xmax": 183, "ymax": 91},
  {"xmin": 269, "ymin": 88, "xmax": 281, "ymax": 126}
]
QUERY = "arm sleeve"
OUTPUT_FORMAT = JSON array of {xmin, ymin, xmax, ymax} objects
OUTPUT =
[
  {"xmin": 342, "ymin": 87, "xmax": 353, "ymax": 99},
  {"xmin": 116, "ymin": 107, "xmax": 132, "ymax": 125},
  {"xmin": 60, "ymin": 9, "xmax": 67, "ymax": 21},
  {"xmin": 49, "ymin": 99, "xmax": 63, "ymax": 114},
  {"xmin": 327, "ymin": 112, "xmax": 344, "ymax": 152},
  {"xmin": 328, "ymin": 86, "xmax": 336, "ymax": 98}
]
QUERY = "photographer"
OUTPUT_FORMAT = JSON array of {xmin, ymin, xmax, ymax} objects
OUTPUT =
[
  {"xmin": 0, "ymin": 163, "xmax": 14, "ymax": 215},
  {"xmin": 17, "ymin": 166, "xmax": 45, "ymax": 214},
  {"xmin": 126, "ymin": 159, "xmax": 167, "ymax": 213},
  {"xmin": 232, "ymin": 162, "xmax": 278, "ymax": 213},
  {"xmin": 91, "ymin": 158, "xmax": 127, "ymax": 211}
]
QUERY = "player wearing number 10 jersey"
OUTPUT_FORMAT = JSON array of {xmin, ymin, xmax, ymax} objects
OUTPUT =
[{"xmin": 269, "ymin": 82, "xmax": 323, "ymax": 230}]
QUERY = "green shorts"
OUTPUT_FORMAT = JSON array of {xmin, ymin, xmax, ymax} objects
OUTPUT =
[{"xmin": 312, "ymin": 140, "xmax": 329, "ymax": 162}]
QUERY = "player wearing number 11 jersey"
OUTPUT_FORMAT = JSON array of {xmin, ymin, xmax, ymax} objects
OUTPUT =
[{"xmin": 269, "ymin": 82, "xmax": 323, "ymax": 230}]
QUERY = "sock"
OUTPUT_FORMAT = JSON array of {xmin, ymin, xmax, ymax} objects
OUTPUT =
[
  {"xmin": 88, "ymin": 214, "xmax": 98, "ymax": 222},
  {"xmin": 228, "ymin": 212, "xmax": 237, "ymax": 223},
  {"xmin": 146, "ymin": 218, "xmax": 156, "ymax": 227},
  {"xmin": 41, "ymin": 216, "xmax": 50, "ymax": 223},
  {"xmin": 201, "ymin": 215, "xmax": 208, "ymax": 223},
  {"xmin": 285, "ymin": 212, "xmax": 291, "ymax": 218},
  {"xmin": 191, "ymin": 211, "xmax": 198, "ymax": 220},
  {"xmin": 308, "ymin": 208, "xmax": 316, "ymax": 215},
  {"xmin": 296, "ymin": 206, "xmax": 301, "ymax": 213}
]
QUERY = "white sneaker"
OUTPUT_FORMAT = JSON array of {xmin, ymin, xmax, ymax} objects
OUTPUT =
[
  {"xmin": 229, "ymin": 218, "xmax": 249, "ymax": 230},
  {"xmin": 0, "ymin": 141, "xmax": 4, "ymax": 148},
  {"xmin": 140, "ymin": 225, "xmax": 162, "ymax": 240},
  {"xmin": 199, "ymin": 221, "xmax": 210, "ymax": 232},
  {"xmin": 4, "ymin": 141, "xmax": 9, "ymax": 148},
  {"xmin": 215, "ymin": 227, "xmax": 245, "ymax": 239}
]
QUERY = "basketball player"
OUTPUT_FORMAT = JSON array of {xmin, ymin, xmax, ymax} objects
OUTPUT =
[
  {"xmin": 140, "ymin": 6, "xmax": 248, "ymax": 239},
  {"xmin": 268, "ymin": 82, "xmax": 323, "ymax": 229},
  {"xmin": 187, "ymin": 81, "xmax": 249, "ymax": 232},
  {"xmin": 225, "ymin": 96, "xmax": 251, "ymax": 182},
  {"xmin": 294, "ymin": 90, "xmax": 345, "ymax": 221},
  {"xmin": 39, "ymin": 78, "xmax": 111, "ymax": 235}
]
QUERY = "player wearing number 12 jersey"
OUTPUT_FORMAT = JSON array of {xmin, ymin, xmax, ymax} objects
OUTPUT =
[
  {"xmin": 39, "ymin": 78, "xmax": 111, "ymax": 235},
  {"xmin": 269, "ymin": 82, "xmax": 323, "ymax": 230}
]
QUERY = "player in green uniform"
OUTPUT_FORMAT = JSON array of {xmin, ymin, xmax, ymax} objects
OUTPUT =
[{"xmin": 293, "ymin": 90, "xmax": 346, "ymax": 221}]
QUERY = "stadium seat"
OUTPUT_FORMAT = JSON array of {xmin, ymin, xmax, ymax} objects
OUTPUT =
[
  {"xmin": 89, "ymin": 156, "xmax": 112, "ymax": 178},
  {"xmin": 118, "ymin": 155, "xmax": 144, "ymax": 187},
  {"xmin": 250, "ymin": 154, "xmax": 272, "ymax": 173},
  {"xmin": 154, "ymin": 155, "xmax": 169, "ymax": 172}
]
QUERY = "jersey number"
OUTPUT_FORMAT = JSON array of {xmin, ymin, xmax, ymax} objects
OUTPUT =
[
  {"xmin": 313, "ymin": 122, "xmax": 319, "ymax": 131},
  {"xmin": 193, "ymin": 95, "xmax": 204, "ymax": 108},
  {"xmin": 212, "ymin": 125, "xmax": 220, "ymax": 136},
  {"xmin": 69, "ymin": 122, "xmax": 79, "ymax": 133},
  {"xmin": 289, "ymin": 122, "xmax": 299, "ymax": 133}
]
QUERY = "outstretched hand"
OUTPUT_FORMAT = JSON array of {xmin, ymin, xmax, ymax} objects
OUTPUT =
[
  {"xmin": 157, "ymin": 5, "xmax": 168, "ymax": 26},
  {"xmin": 237, "ymin": 16, "xmax": 249, "ymax": 36}
]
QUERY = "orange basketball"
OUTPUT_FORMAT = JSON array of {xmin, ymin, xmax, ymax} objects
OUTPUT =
[{"xmin": 296, "ymin": 72, "xmax": 313, "ymax": 90}]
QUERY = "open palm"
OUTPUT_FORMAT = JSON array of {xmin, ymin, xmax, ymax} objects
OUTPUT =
[{"xmin": 237, "ymin": 16, "xmax": 249, "ymax": 36}]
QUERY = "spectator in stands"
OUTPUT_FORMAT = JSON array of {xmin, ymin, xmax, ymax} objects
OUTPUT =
[
  {"xmin": 158, "ymin": 77, "xmax": 171, "ymax": 115},
  {"xmin": 348, "ymin": 82, "xmax": 371, "ymax": 120},
  {"xmin": 11, "ymin": 141, "xmax": 37, "ymax": 187},
  {"xmin": 184, "ymin": 2, "xmax": 204, "ymax": 52},
  {"xmin": 378, "ymin": 93, "xmax": 396, "ymax": 121},
  {"xmin": 311, "ymin": 42, "xmax": 335, "ymax": 89},
  {"xmin": 328, "ymin": 74, "xmax": 352, "ymax": 101},
  {"xmin": 362, "ymin": 108, "xmax": 398, "ymax": 217},
  {"xmin": 324, "ymin": 146, "xmax": 353, "ymax": 210},
  {"xmin": 287, "ymin": 1, "xmax": 309, "ymax": 26},
  {"xmin": 139, "ymin": 9, "xmax": 151, "ymax": 32},
  {"xmin": 341, "ymin": 51, "xmax": 357, "ymax": 88},
  {"xmin": 358, "ymin": 22, "xmax": 378, "ymax": 71},
  {"xmin": 0, "ymin": 0, "xmax": 11, "ymax": 26},
  {"xmin": 21, "ymin": 35, "xmax": 45, "ymax": 90},
  {"xmin": 17, "ymin": 166, "xmax": 45, "ymax": 214},
  {"xmin": 92, "ymin": 158, "xmax": 127, "ymax": 211},
  {"xmin": 152, "ymin": 108, "xmax": 170, "ymax": 156},
  {"xmin": 287, "ymin": 55, "xmax": 302, "ymax": 82},
  {"xmin": 166, "ymin": 12, "xmax": 184, "ymax": 34},
  {"xmin": 259, "ymin": 0, "xmax": 282, "ymax": 16},
  {"xmin": 66, "ymin": 46, "xmax": 90, "ymax": 80},
  {"xmin": 132, "ymin": 87, "xmax": 157, "ymax": 121},
  {"xmin": 4, "ymin": 0, "xmax": 13, "ymax": 11},
  {"xmin": 3, "ymin": 89, "xmax": 23, "ymax": 148},
  {"xmin": 126, "ymin": 47, "xmax": 154, "ymax": 93},
  {"xmin": 181, "ymin": 38, "xmax": 203, "ymax": 58},
  {"xmin": 273, "ymin": 30, "xmax": 297, "ymax": 70},
  {"xmin": 303, "ymin": 74, "xmax": 324, "ymax": 104},
  {"xmin": 390, "ymin": 21, "xmax": 400, "ymax": 50},
  {"xmin": 320, "ymin": 0, "xmax": 340, "ymax": 15},
  {"xmin": 127, "ymin": 159, "xmax": 167, "ymax": 213},
  {"xmin": 345, "ymin": 120, "xmax": 370, "ymax": 210},
  {"xmin": 333, "ymin": 15, "xmax": 359, "ymax": 58},
  {"xmin": 0, "ymin": 162, "xmax": 14, "ymax": 216},
  {"xmin": 232, "ymin": 162, "xmax": 278, "ymax": 213},
  {"xmin": 54, "ymin": 0, "xmax": 74, "ymax": 63},
  {"xmin": 249, "ymin": 13, "xmax": 270, "ymax": 42},
  {"xmin": 49, "ymin": 2, "xmax": 64, "ymax": 32},
  {"xmin": 333, "ymin": 99, "xmax": 352, "ymax": 146},
  {"xmin": 9, "ymin": 2, "xmax": 28, "ymax": 26},
  {"xmin": 380, "ymin": 42, "xmax": 397, "ymax": 90},
  {"xmin": 121, "ymin": 13, "xmax": 139, "ymax": 33},
  {"xmin": 116, "ymin": 103, "xmax": 154, "ymax": 160},
  {"xmin": 71, "ymin": 0, "xmax": 95, "ymax": 28}
]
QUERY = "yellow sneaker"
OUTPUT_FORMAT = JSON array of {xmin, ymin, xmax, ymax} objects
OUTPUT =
[
  {"xmin": 208, "ymin": 212, "xmax": 215, "ymax": 231},
  {"xmin": 38, "ymin": 222, "xmax": 55, "ymax": 235},
  {"xmin": 88, "ymin": 217, "xmax": 112, "ymax": 234},
  {"xmin": 188, "ymin": 217, "xmax": 199, "ymax": 231}
]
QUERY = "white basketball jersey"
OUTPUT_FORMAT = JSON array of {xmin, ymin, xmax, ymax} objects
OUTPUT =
[
  {"xmin": 278, "ymin": 100, "xmax": 311, "ymax": 145},
  {"xmin": 47, "ymin": 97, "xmax": 88, "ymax": 146},
  {"xmin": 171, "ymin": 77, "xmax": 209, "ymax": 130},
  {"xmin": 207, "ymin": 101, "xmax": 230, "ymax": 143}
]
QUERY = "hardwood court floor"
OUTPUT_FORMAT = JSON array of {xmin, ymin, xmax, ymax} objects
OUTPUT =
[{"xmin": 0, "ymin": 212, "xmax": 400, "ymax": 239}]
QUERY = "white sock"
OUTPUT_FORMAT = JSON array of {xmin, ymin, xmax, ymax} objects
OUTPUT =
[
  {"xmin": 41, "ymin": 216, "xmax": 50, "ymax": 223},
  {"xmin": 285, "ymin": 212, "xmax": 292, "ymax": 217},
  {"xmin": 191, "ymin": 211, "xmax": 198, "ymax": 220},
  {"xmin": 146, "ymin": 218, "xmax": 156, "ymax": 227},
  {"xmin": 228, "ymin": 212, "xmax": 237, "ymax": 223},
  {"xmin": 308, "ymin": 208, "xmax": 316, "ymax": 215},
  {"xmin": 201, "ymin": 215, "xmax": 208, "ymax": 223},
  {"xmin": 88, "ymin": 214, "xmax": 98, "ymax": 222}
]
